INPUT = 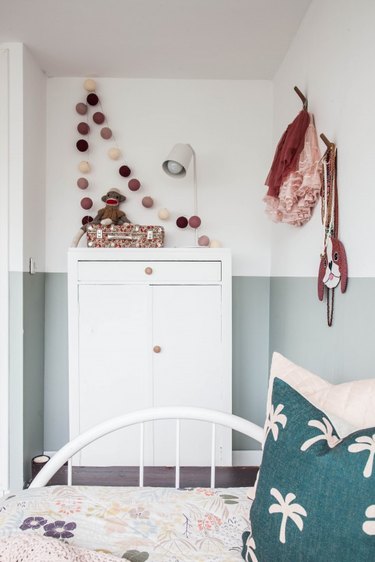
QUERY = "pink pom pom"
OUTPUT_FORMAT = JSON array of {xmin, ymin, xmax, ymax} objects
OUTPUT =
[
  {"xmin": 189, "ymin": 215, "xmax": 201, "ymax": 228},
  {"xmin": 80, "ymin": 197, "xmax": 93, "ymax": 210},
  {"xmin": 128, "ymin": 179, "xmax": 141, "ymax": 191},
  {"xmin": 142, "ymin": 196, "xmax": 154, "ymax": 208},
  {"xmin": 77, "ymin": 177, "xmax": 89, "ymax": 189},
  {"xmin": 198, "ymin": 235, "xmax": 210, "ymax": 246}
]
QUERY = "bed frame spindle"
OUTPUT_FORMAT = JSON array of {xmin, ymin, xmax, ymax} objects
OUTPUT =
[
  {"xmin": 175, "ymin": 420, "xmax": 180, "ymax": 489},
  {"xmin": 210, "ymin": 424, "xmax": 216, "ymax": 488},
  {"xmin": 139, "ymin": 423, "xmax": 145, "ymax": 487}
]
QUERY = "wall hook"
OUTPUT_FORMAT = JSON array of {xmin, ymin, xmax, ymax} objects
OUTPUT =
[
  {"xmin": 320, "ymin": 133, "xmax": 335, "ymax": 149},
  {"xmin": 294, "ymin": 86, "xmax": 308, "ymax": 110}
]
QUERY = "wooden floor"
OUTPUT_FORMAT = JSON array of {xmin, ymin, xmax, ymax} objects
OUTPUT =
[{"xmin": 46, "ymin": 466, "xmax": 259, "ymax": 488}]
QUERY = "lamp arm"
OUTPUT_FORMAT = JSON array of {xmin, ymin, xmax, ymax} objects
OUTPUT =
[{"xmin": 187, "ymin": 144, "xmax": 198, "ymax": 245}]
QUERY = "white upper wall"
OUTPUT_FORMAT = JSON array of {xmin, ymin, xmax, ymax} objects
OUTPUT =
[
  {"xmin": 1, "ymin": 43, "xmax": 46, "ymax": 273},
  {"xmin": 270, "ymin": 0, "xmax": 375, "ymax": 277},
  {"xmin": 45, "ymin": 78, "xmax": 273, "ymax": 275},
  {"xmin": 2, "ymin": 43, "xmax": 23, "ymax": 273},
  {"xmin": 23, "ymin": 45, "xmax": 46, "ymax": 273}
]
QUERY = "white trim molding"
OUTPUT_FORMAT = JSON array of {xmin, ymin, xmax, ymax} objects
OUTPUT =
[
  {"xmin": 0, "ymin": 48, "xmax": 10, "ymax": 495},
  {"xmin": 233, "ymin": 450, "xmax": 262, "ymax": 466}
]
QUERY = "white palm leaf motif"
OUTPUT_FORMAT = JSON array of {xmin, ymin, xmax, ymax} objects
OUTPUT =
[
  {"xmin": 300, "ymin": 417, "xmax": 340, "ymax": 451},
  {"xmin": 269, "ymin": 488, "xmax": 307, "ymax": 544},
  {"xmin": 348, "ymin": 434, "xmax": 375, "ymax": 478},
  {"xmin": 265, "ymin": 404, "xmax": 287, "ymax": 441},
  {"xmin": 245, "ymin": 535, "xmax": 259, "ymax": 562},
  {"xmin": 363, "ymin": 505, "xmax": 375, "ymax": 535}
]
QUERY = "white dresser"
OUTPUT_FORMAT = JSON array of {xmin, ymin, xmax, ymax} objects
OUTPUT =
[{"xmin": 68, "ymin": 248, "xmax": 232, "ymax": 466}]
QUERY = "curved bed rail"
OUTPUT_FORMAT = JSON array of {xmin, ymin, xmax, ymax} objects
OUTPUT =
[{"xmin": 30, "ymin": 406, "xmax": 263, "ymax": 489}]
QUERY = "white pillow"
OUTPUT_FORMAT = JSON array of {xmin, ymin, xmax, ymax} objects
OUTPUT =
[{"xmin": 268, "ymin": 352, "xmax": 375, "ymax": 437}]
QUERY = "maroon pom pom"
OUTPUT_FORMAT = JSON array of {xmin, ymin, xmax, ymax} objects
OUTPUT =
[
  {"xmin": 76, "ymin": 103, "xmax": 87, "ymax": 115},
  {"xmin": 77, "ymin": 177, "xmax": 89, "ymax": 189},
  {"xmin": 128, "ymin": 178, "xmax": 141, "ymax": 191},
  {"xmin": 176, "ymin": 216, "xmax": 188, "ymax": 228},
  {"xmin": 100, "ymin": 127, "xmax": 112, "ymax": 139},
  {"xmin": 82, "ymin": 215, "xmax": 93, "ymax": 225},
  {"xmin": 77, "ymin": 122, "xmax": 90, "ymax": 135},
  {"xmin": 76, "ymin": 139, "xmax": 89, "ymax": 152},
  {"xmin": 80, "ymin": 197, "xmax": 93, "ymax": 210},
  {"xmin": 119, "ymin": 165, "xmax": 131, "ymax": 177},
  {"xmin": 87, "ymin": 93, "xmax": 99, "ymax": 106},
  {"xmin": 93, "ymin": 112, "xmax": 105, "ymax": 124}
]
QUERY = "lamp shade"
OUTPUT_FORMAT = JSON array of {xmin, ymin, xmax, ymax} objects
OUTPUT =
[{"xmin": 162, "ymin": 143, "xmax": 194, "ymax": 178}]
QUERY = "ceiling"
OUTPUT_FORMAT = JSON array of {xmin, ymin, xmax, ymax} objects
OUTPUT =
[{"xmin": 0, "ymin": 0, "xmax": 312, "ymax": 79}]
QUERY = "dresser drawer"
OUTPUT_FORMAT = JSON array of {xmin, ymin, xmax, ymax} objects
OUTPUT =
[{"xmin": 77, "ymin": 260, "xmax": 222, "ymax": 283}]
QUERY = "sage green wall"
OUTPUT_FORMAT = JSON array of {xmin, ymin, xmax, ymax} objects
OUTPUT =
[
  {"xmin": 44, "ymin": 273, "xmax": 69, "ymax": 451},
  {"xmin": 42, "ymin": 274, "xmax": 375, "ymax": 454},
  {"xmin": 9, "ymin": 272, "xmax": 45, "ymax": 488},
  {"xmin": 9, "ymin": 273, "xmax": 23, "ymax": 489},
  {"xmin": 269, "ymin": 277, "xmax": 375, "ymax": 383},
  {"xmin": 23, "ymin": 272, "xmax": 45, "ymax": 483},
  {"xmin": 232, "ymin": 277, "xmax": 270, "ymax": 450},
  {"xmin": 43, "ymin": 274, "xmax": 272, "ymax": 451}
]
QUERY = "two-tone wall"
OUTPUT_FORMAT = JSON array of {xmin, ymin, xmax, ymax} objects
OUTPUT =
[
  {"xmin": 43, "ymin": 0, "xmax": 375, "ymax": 454},
  {"xmin": 6, "ymin": 0, "xmax": 375, "ymax": 482},
  {"xmin": 43, "ymin": 78, "xmax": 274, "ymax": 451},
  {"xmin": 3, "ymin": 43, "xmax": 46, "ymax": 489},
  {"xmin": 269, "ymin": 0, "xmax": 375, "ymax": 381}
]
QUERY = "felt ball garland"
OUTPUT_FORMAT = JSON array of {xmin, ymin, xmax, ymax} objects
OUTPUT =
[
  {"xmin": 76, "ymin": 103, "xmax": 87, "ymax": 115},
  {"xmin": 76, "ymin": 139, "xmax": 89, "ymax": 152},
  {"xmin": 77, "ymin": 177, "xmax": 89, "ymax": 189},
  {"xmin": 128, "ymin": 179, "xmax": 140, "ymax": 191},
  {"xmin": 78, "ymin": 161, "xmax": 90, "ymax": 173},
  {"xmin": 189, "ymin": 215, "xmax": 201, "ymax": 229},
  {"xmin": 82, "ymin": 215, "xmax": 93, "ymax": 225},
  {"xmin": 198, "ymin": 235, "xmax": 210, "ymax": 246},
  {"xmin": 176, "ymin": 216, "xmax": 188, "ymax": 229},
  {"xmin": 158, "ymin": 208, "xmax": 170, "ymax": 220},
  {"xmin": 93, "ymin": 112, "xmax": 105, "ymax": 124},
  {"xmin": 81, "ymin": 197, "xmax": 93, "ymax": 210},
  {"xmin": 119, "ymin": 165, "xmax": 131, "ymax": 177},
  {"xmin": 142, "ymin": 196, "xmax": 154, "ymax": 208},
  {"xmin": 100, "ymin": 127, "xmax": 112, "ymax": 139},
  {"xmin": 84, "ymin": 79, "xmax": 97, "ymax": 92},
  {"xmin": 87, "ymin": 93, "xmax": 99, "ymax": 106},
  {"xmin": 108, "ymin": 147, "xmax": 121, "ymax": 160},
  {"xmin": 77, "ymin": 122, "xmax": 90, "ymax": 135},
  {"xmin": 74, "ymin": 79, "xmax": 219, "ymax": 244}
]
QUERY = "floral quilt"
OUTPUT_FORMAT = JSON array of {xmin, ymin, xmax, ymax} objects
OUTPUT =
[{"xmin": 0, "ymin": 486, "xmax": 252, "ymax": 561}]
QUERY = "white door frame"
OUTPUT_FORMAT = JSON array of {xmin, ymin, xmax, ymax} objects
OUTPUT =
[{"xmin": 0, "ymin": 48, "xmax": 10, "ymax": 494}]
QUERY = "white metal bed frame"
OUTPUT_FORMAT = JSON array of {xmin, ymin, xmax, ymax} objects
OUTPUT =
[{"xmin": 30, "ymin": 407, "xmax": 263, "ymax": 489}]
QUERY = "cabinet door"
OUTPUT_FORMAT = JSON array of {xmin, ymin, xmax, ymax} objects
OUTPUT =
[
  {"xmin": 77, "ymin": 284, "xmax": 153, "ymax": 465},
  {"xmin": 152, "ymin": 285, "xmax": 231, "ymax": 466}
]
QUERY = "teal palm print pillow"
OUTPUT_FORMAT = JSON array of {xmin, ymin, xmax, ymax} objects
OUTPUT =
[{"xmin": 242, "ymin": 377, "xmax": 375, "ymax": 562}]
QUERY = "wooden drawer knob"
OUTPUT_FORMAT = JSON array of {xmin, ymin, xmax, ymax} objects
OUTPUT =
[
  {"xmin": 153, "ymin": 345, "xmax": 161, "ymax": 354},
  {"xmin": 145, "ymin": 267, "xmax": 153, "ymax": 275}
]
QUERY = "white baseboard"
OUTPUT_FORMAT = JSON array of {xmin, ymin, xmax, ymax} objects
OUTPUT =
[
  {"xmin": 233, "ymin": 450, "xmax": 262, "ymax": 466},
  {"xmin": 43, "ymin": 451, "xmax": 56, "ymax": 458}
]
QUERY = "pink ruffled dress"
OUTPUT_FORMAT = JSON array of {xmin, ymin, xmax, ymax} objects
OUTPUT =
[{"xmin": 264, "ymin": 115, "xmax": 322, "ymax": 226}]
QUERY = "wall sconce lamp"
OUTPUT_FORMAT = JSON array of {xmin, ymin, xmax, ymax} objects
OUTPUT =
[
  {"xmin": 162, "ymin": 143, "xmax": 194, "ymax": 178},
  {"xmin": 162, "ymin": 143, "xmax": 200, "ymax": 243}
]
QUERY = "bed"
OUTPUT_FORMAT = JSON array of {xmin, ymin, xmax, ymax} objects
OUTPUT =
[
  {"xmin": 3, "ymin": 353, "xmax": 374, "ymax": 561},
  {"xmin": 0, "ymin": 407, "xmax": 263, "ymax": 561}
]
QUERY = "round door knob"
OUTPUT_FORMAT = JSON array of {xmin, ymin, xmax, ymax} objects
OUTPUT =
[
  {"xmin": 153, "ymin": 345, "xmax": 161, "ymax": 353},
  {"xmin": 145, "ymin": 267, "xmax": 153, "ymax": 275}
]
